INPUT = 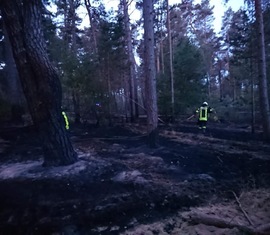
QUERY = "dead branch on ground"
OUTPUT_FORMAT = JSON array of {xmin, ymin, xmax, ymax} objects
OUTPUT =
[
  {"xmin": 183, "ymin": 212, "xmax": 270, "ymax": 235},
  {"xmin": 231, "ymin": 191, "xmax": 254, "ymax": 226}
]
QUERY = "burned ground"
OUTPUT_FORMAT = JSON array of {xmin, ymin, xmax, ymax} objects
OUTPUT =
[{"xmin": 0, "ymin": 122, "xmax": 269, "ymax": 235}]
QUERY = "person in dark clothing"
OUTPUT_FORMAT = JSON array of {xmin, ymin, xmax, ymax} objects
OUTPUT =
[{"xmin": 196, "ymin": 102, "xmax": 214, "ymax": 131}]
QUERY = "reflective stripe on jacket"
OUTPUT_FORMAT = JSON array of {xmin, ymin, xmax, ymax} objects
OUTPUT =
[
  {"xmin": 197, "ymin": 107, "xmax": 208, "ymax": 121},
  {"xmin": 62, "ymin": 111, "xmax": 69, "ymax": 130}
]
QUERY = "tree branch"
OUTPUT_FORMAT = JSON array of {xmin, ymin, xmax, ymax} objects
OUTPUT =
[{"xmin": 231, "ymin": 191, "xmax": 254, "ymax": 226}]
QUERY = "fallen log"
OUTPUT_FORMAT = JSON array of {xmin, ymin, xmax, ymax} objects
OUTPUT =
[
  {"xmin": 256, "ymin": 224, "xmax": 270, "ymax": 234},
  {"xmin": 183, "ymin": 212, "xmax": 270, "ymax": 235}
]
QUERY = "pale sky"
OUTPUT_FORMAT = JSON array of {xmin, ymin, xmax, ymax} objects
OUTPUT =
[
  {"xmin": 210, "ymin": 0, "xmax": 245, "ymax": 32},
  {"xmin": 78, "ymin": 0, "xmax": 245, "ymax": 33},
  {"xmin": 169, "ymin": 0, "xmax": 245, "ymax": 32}
]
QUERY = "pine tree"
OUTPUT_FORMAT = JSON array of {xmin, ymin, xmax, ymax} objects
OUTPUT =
[
  {"xmin": 143, "ymin": 0, "xmax": 158, "ymax": 147},
  {"xmin": 0, "ymin": 0, "xmax": 78, "ymax": 166}
]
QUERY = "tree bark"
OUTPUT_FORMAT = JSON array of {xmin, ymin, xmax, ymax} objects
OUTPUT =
[
  {"xmin": 218, "ymin": 60, "xmax": 223, "ymax": 101},
  {"xmin": 84, "ymin": 0, "xmax": 98, "ymax": 53},
  {"xmin": 166, "ymin": 0, "xmax": 175, "ymax": 122},
  {"xmin": 72, "ymin": 89, "xmax": 81, "ymax": 124},
  {"xmin": 123, "ymin": 0, "xmax": 139, "ymax": 121},
  {"xmin": 69, "ymin": 0, "xmax": 81, "ymax": 124},
  {"xmin": 250, "ymin": 58, "xmax": 256, "ymax": 134},
  {"xmin": 0, "ymin": 0, "xmax": 78, "ymax": 166},
  {"xmin": 143, "ymin": 0, "xmax": 158, "ymax": 147},
  {"xmin": 107, "ymin": 53, "xmax": 112, "ymax": 126},
  {"xmin": 207, "ymin": 72, "xmax": 211, "ymax": 98},
  {"xmin": 254, "ymin": 0, "xmax": 270, "ymax": 140},
  {"xmin": 69, "ymin": 0, "xmax": 77, "ymax": 51}
]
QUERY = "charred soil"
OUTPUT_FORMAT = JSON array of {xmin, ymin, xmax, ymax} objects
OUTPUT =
[{"xmin": 0, "ymin": 122, "xmax": 269, "ymax": 235}]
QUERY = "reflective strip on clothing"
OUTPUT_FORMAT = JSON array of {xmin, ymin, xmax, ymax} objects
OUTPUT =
[
  {"xmin": 199, "ymin": 107, "xmax": 208, "ymax": 121},
  {"xmin": 62, "ymin": 111, "xmax": 69, "ymax": 130}
]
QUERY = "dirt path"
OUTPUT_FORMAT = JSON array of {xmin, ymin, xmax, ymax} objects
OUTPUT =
[{"xmin": 0, "ymin": 123, "xmax": 269, "ymax": 235}]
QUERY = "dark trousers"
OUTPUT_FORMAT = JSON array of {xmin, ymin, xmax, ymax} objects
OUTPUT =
[{"xmin": 198, "ymin": 120, "xmax": 207, "ymax": 129}]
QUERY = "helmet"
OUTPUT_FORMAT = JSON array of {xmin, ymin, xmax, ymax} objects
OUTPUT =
[{"xmin": 203, "ymin": 102, "xmax": 208, "ymax": 106}]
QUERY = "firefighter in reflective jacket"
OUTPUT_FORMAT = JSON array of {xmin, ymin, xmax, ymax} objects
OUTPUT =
[
  {"xmin": 196, "ymin": 102, "xmax": 214, "ymax": 131},
  {"xmin": 62, "ymin": 110, "xmax": 69, "ymax": 130}
]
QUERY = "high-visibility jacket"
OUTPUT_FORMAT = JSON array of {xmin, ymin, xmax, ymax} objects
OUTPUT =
[
  {"xmin": 62, "ymin": 111, "xmax": 69, "ymax": 130},
  {"xmin": 196, "ymin": 106, "xmax": 213, "ymax": 121}
]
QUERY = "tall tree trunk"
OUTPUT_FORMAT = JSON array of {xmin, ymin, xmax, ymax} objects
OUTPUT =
[
  {"xmin": 166, "ymin": 0, "xmax": 175, "ymax": 122},
  {"xmin": 218, "ymin": 60, "xmax": 223, "ymax": 101},
  {"xmin": 161, "ymin": 39, "xmax": 165, "ymax": 74},
  {"xmin": 124, "ymin": 74, "xmax": 130, "ymax": 122},
  {"xmin": 143, "ymin": 0, "xmax": 158, "ymax": 147},
  {"xmin": 123, "ymin": 0, "xmax": 138, "ymax": 121},
  {"xmin": 133, "ymin": 63, "xmax": 139, "ymax": 119},
  {"xmin": 107, "ymin": 53, "xmax": 112, "ymax": 126},
  {"xmin": 207, "ymin": 72, "xmax": 211, "ymax": 98},
  {"xmin": 72, "ymin": 90, "xmax": 81, "ymax": 124},
  {"xmin": 232, "ymin": 76, "xmax": 236, "ymax": 101},
  {"xmin": 0, "ymin": 0, "xmax": 78, "ymax": 166},
  {"xmin": 156, "ymin": 43, "xmax": 160, "ymax": 73},
  {"xmin": 84, "ymin": 0, "xmax": 98, "ymax": 53},
  {"xmin": 226, "ymin": 34, "xmax": 235, "ymax": 101},
  {"xmin": 63, "ymin": 0, "xmax": 69, "ymax": 41},
  {"xmin": 69, "ymin": 0, "xmax": 77, "ymax": 51},
  {"xmin": 250, "ymin": 59, "xmax": 255, "ymax": 134},
  {"xmin": 255, "ymin": 0, "xmax": 270, "ymax": 140},
  {"xmin": 69, "ymin": 0, "xmax": 81, "ymax": 124}
]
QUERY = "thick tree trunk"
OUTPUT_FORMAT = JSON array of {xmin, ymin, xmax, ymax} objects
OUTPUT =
[
  {"xmin": 0, "ymin": 0, "xmax": 78, "ymax": 166},
  {"xmin": 255, "ymin": 0, "xmax": 270, "ymax": 140},
  {"xmin": 143, "ymin": 0, "xmax": 158, "ymax": 147}
]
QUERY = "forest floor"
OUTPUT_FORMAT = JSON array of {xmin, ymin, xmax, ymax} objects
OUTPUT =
[{"xmin": 0, "ymin": 121, "xmax": 270, "ymax": 235}]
